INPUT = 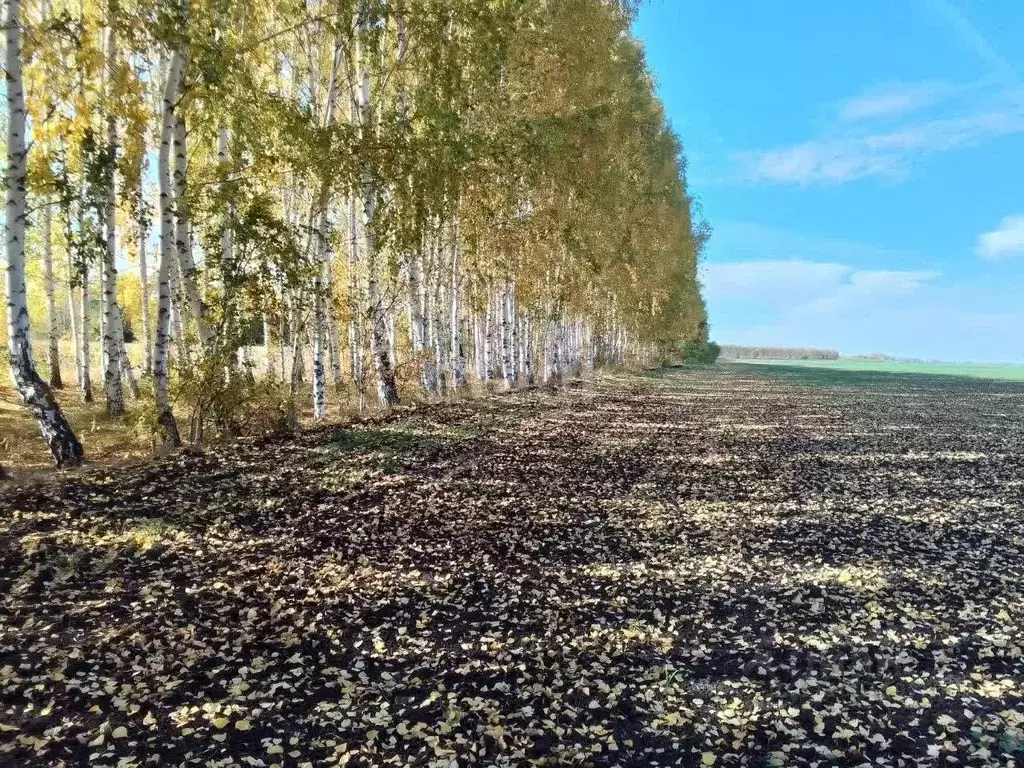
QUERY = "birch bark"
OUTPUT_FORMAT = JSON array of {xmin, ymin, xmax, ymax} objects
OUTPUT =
[
  {"xmin": 172, "ymin": 108, "xmax": 211, "ymax": 345},
  {"xmin": 101, "ymin": 21, "xmax": 125, "ymax": 417},
  {"xmin": 42, "ymin": 199, "xmax": 63, "ymax": 388},
  {"xmin": 153, "ymin": 50, "xmax": 184, "ymax": 445},
  {"xmin": 500, "ymin": 282, "xmax": 515, "ymax": 389},
  {"xmin": 138, "ymin": 183, "xmax": 152, "ymax": 373},
  {"xmin": 450, "ymin": 234, "xmax": 467, "ymax": 390},
  {"xmin": 357, "ymin": 2, "xmax": 399, "ymax": 406},
  {"xmin": 312, "ymin": 39, "xmax": 341, "ymax": 420},
  {"xmin": 4, "ymin": 0, "xmax": 84, "ymax": 467}
]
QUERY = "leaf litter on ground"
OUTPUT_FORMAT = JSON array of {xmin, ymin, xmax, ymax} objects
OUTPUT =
[{"xmin": 1, "ymin": 366, "xmax": 1023, "ymax": 766}]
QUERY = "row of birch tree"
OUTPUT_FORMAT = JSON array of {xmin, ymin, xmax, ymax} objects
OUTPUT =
[{"xmin": 3, "ymin": 0, "xmax": 710, "ymax": 468}]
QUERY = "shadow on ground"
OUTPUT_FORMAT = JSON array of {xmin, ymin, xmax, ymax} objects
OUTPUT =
[{"xmin": 1, "ymin": 369, "xmax": 1023, "ymax": 766}]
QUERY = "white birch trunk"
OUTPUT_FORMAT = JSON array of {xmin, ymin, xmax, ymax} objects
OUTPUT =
[
  {"xmin": 500, "ymin": 282, "xmax": 514, "ymax": 389},
  {"xmin": 67, "ymin": 249, "xmax": 81, "ymax": 390},
  {"xmin": 483, "ymin": 286, "xmax": 494, "ymax": 383},
  {"xmin": 153, "ymin": 50, "xmax": 184, "ymax": 445},
  {"xmin": 326, "ymin": 269, "xmax": 343, "ymax": 393},
  {"xmin": 101, "ymin": 22, "xmax": 124, "ymax": 418},
  {"xmin": 358, "ymin": 3, "xmax": 399, "ymax": 406},
  {"xmin": 421, "ymin": 251, "xmax": 439, "ymax": 396},
  {"xmin": 79, "ymin": 261, "xmax": 93, "ymax": 402},
  {"xmin": 172, "ymin": 110, "xmax": 211, "ymax": 346},
  {"xmin": 542, "ymin": 321, "xmax": 550, "ymax": 384},
  {"xmin": 407, "ymin": 252, "xmax": 425, "ymax": 382},
  {"xmin": 509, "ymin": 283, "xmax": 519, "ymax": 381},
  {"xmin": 450, "ymin": 237, "xmax": 467, "ymax": 390},
  {"xmin": 138, "ymin": 183, "xmax": 152, "ymax": 374},
  {"xmin": 551, "ymin": 319, "xmax": 563, "ymax": 383},
  {"xmin": 347, "ymin": 197, "xmax": 366, "ymax": 408},
  {"xmin": 517, "ymin": 315, "xmax": 527, "ymax": 382},
  {"xmin": 5, "ymin": 0, "xmax": 83, "ymax": 467},
  {"xmin": 312, "ymin": 277, "xmax": 326, "ymax": 419},
  {"xmin": 311, "ymin": 40, "xmax": 340, "ymax": 421},
  {"xmin": 42, "ymin": 199, "xmax": 63, "ymax": 388},
  {"xmin": 288, "ymin": 292, "xmax": 304, "ymax": 398},
  {"xmin": 525, "ymin": 315, "xmax": 536, "ymax": 385},
  {"xmin": 472, "ymin": 293, "xmax": 483, "ymax": 382}
]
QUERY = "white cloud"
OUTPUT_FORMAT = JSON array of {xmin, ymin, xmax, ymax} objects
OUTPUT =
[
  {"xmin": 732, "ymin": 77, "xmax": 1024, "ymax": 186},
  {"xmin": 838, "ymin": 81, "xmax": 955, "ymax": 122},
  {"xmin": 703, "ymin": 259, "xmax": 940, "ymax": 317},
  {"xmin": 703, "ymin": 260, "xmax": 849, "ymax": 303},
  {"xmin": 976, "ymin": 214, "xmax": 1024, "ymax": 260},
  {"xmin": 710, "ymin": 221, "xmax": 917, "ymax": 265},
  {"xmin": 799, "ymin": 269, "xmax": 940, "ymax": 314},
  {"xmin": 740, "ymin": 103, "xmax": 1024, "ymax": 184}
]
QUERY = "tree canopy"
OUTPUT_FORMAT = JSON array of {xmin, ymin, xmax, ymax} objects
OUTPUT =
[{"xmin": 4, "ymin": 0, "xmax": 710, "ymax": 465}]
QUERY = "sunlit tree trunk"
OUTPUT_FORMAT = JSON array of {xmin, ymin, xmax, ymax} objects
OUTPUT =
[
  {"xmin": 326, "ymin": 263, "xmax": 343, "ymax": 393},
  {"xmin": 450, "ymin": 234, "xmax": 467, "ymax": 391},
  {"xmin": 509, "ymin": 283, "xmax": 519, "ymax": 382},
  {"xmin": 288, "ymin": 291, "xmax": 304, "ymax": 405},
  {"xmin": 153, "ymin": 49, "xmax": 184, "ymax": 446},
  {"xmin": 410, "ymin": 248, "xmax": 434, "ymax": 395},
  {"xmin": 42, "ymin": 198, "xmax": 63, "ymax": 388},
  {"xmin": 356, "ymin": 2, "xmax": 399, "ymax": 407},
  {"xmin": 312, "ymin": 262, "xmax": 327, "ymax": 419},
  {"xmin": 78, "ymin": 261, "xmax": 93, "ymax": 402},
  {"xmin": 483, "ymin": 284, "xmax": 495, "ymax": 383},
  {"xmin": 67, "ymin": 253, "xmax": 81, "ymax": 390},
  {"xmin": 138, "ymin": 182, "xmax": 152, "ymax": 374},
  {"xmin": 347, "ymin": 197, "xmax": 366, "ymax": 409},
  {"xmin": 525, "ymin": 315, "xmax": 536, "ymax": 385},
  {"xmin": 423, "ymin": 251, "xmax": 441, "ymax": 396},
  {"xmin": 4, "ymin": 0, "xmax": 84, "ymax": 467},
  {"xmin": 312, "ymin": 41, "xmax": 340, "ymax": 421},
  {"xmin": 517, "ymin": 315, "xmax": 528, "ymax": 383},
  {"xmin": 500, "ymin": 282, "xmax": 515, "ymax": 389},
  {"xmin": 172, "ymin": 108, "xmax": 211, "ymax": 346},
  {"xmin": 472, "ymin": 311, "xmax": 482, "ymax": 382},
  {"xmin": 101, "ymin": 21, "xmax": 124, "ymax": 418}
]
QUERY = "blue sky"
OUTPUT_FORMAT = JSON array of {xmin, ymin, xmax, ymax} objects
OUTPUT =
[{"xmin": 633, "ymin": 0, "xmax": 1024, "ymax": 362}]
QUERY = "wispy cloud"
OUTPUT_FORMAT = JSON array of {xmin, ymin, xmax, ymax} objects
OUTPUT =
[
  {"xmin": 919, "ymin": 0, "xmax": 1015, "ymax": 81},
  {"xmin": 976, "ymin": 214, "xmax": 1024, "ymax": 260},
  {"xmin": 798, "ymin": 268, "xmax": 940, "ymax": 314},
  {"xmin": 707, "ymin": 221, "xmax": 921, "ymax": 267},
  {"xmin": 738, "ymin": 90, "xmax": 1024, "ymax": 184},
  {"xmin": 837, "ymin": 81, "xmax": 957, "ymax": 122},
  {"xmin": 704, "ymin": 258, "xmax": 939, "ymax": 316}
]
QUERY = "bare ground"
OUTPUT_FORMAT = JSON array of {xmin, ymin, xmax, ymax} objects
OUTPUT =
[{"xmin": 2, "ymin": 365, "xmax": 1023, "ymax": 767}]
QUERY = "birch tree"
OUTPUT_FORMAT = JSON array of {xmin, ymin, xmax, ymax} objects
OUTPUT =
[
  {"xmin": 6, "ymin": 0, "xmax": 84, "ymax": 467},
  {"xmin": 9, "ymin": 0, "xmax": 711, "ymax": 463}
]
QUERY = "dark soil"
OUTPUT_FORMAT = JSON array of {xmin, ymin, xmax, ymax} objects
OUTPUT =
[{"xmin": 2, "ymin": 365, "xmax": 1023, "ymax": 767}]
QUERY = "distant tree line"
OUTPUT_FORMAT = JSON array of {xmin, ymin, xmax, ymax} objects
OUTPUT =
[{"xmin": 719, "ymin": 346, "xmax": 839, "ymax": 361}]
